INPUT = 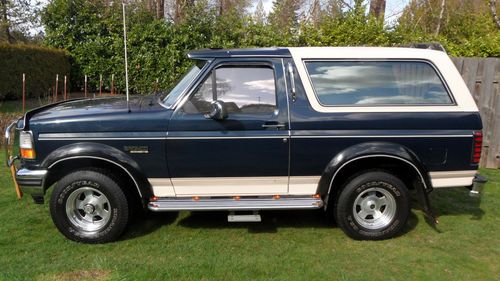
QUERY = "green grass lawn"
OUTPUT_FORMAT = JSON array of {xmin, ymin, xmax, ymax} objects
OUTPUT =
[{"xmin": 0, "ymin": 149, "xmax": 498, "ymax": 281}]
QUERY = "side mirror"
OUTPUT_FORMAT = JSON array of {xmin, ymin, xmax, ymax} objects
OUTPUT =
[{"xmin": 205, "ymin": 100, "xmax": 228, "ymax": 120}]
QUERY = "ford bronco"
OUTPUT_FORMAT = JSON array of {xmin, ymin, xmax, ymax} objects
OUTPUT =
[{"xmin": 5, "ymin": 46, "xmax": 487, "ymax": 243}]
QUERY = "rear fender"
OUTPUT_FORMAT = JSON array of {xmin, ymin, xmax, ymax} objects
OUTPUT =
[{"xmin": 317, "ymin": 142, "xmax": 436, "ymax": 221}]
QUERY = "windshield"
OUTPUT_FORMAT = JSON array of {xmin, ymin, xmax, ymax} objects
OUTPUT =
[{"xmin": 162, "ymin": 62, "xmax": 207, "ymax": 107}]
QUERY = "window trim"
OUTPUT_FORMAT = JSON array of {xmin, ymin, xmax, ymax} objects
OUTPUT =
[
  {"xmin": 175, "ymin": 60, "xmax": 280, "ymax": 116},
  {"xmin": 166, "ymin": 59, "xmax": 212, "ymax": 110},
  {"xmin": 302, "ymin": 59, "xmax": 457, "ymax": 107}
]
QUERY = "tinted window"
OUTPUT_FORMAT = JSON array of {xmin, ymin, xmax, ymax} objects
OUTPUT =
[
  {"xmin": 305, "ymin": 61, "xmax": 453, "ymax": 106},
  {"xmin": 182, "ymin": 66, "xmax": 277, "ymax": 115}
]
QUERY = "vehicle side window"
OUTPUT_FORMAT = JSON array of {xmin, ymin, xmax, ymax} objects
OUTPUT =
[
  {"xmin": 304, "ymin": 61, "xmax": 453, "ymax": 106},
  {"xmin": 181, "ymin": 66, "xmax": 277, "ymax": 115}
]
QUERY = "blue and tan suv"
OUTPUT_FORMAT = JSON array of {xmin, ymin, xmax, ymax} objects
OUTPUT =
[{"xmin": 5, "ymin": 46, "xmax": 487, "ymax": 243}]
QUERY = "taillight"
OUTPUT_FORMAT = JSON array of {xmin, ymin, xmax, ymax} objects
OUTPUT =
[{"xmin": 472, "ymin": 131, "xmax": 482, "ymax": 164}]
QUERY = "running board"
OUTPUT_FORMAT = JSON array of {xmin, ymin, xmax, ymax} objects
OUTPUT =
[{"xmin": 148, "ymin": 197, "xmax": 323, "ymax": 211}]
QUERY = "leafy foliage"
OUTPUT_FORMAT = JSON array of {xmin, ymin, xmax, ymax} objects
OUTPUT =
[
  {"xmin": 0, "ymin": 43, "xmax": 70, "ymax": 100},
  {"xmin": 395, "ymin": 0, "xmax": 500, "ymax": 57},
  {"xmin": 40, "ymin": 0, "xmax": 499, "ymax": 95}
]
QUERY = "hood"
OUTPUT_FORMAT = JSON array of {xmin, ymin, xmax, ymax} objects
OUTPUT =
[
  {"xmin": 27, "ymin": 95, "xmax": 172, "ymax": 133},
  {"xmin": 30, "ymin": 95, "xmax": 163, "ymax": 121}
]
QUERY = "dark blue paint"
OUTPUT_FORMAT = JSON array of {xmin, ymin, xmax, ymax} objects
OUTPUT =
[
  {"xmin": 39, "ymin": 142, "xmax": 153, "ymax": 198},
  {"xmin": 166, "ymin": 58, "xmax": 290, "ymax": 178},
  {"xmin": 188, "ymin": 48, "xmax": 291, "ymax": 59},
  {"xmin": 17, "ymin": 53, "xmax": 483, "ymax": 199},
  {"xmin": 284, "ymin": 58, "xmax": 481, "ymax": 179},
  {"xmin": 25, "ymin": 95, "xmax": 172, "ymax": 181}
]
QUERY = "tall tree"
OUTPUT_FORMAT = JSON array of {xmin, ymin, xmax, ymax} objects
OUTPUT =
[
  {"xmin": 434, "ymin": 0, "xmax": 445, "ymax": 35},
  {"xmin": 0, "ymin": 0, "xmax": 42, "ymax": 43},
  {"xmin": 369, "ymin": 0, "xmax": 386, "ymax": 21},
  {"xmin": 216, "ymin": 0, "xmax": 249, "ymax": 16},
  {"xmin": 325, "ymin": 0, "xmax": 343, "ymax": 18},
  {"xmin": 0, "ymin": 0, "xmax": 13, "ymax": 43},
  {"xmin": 174, "ymin": 0, "xmax": 195, "ymax": 23},
  {"xmin": 253, "ymin": 0, "xmax": 266, "ymax": 24},
  {"xmin": 308, "ymin": 0, "xmax": 321, "ymax": 26},
  {"xmin": 157, "ymin": 0, "xmax": 165, "ymax": 19},
  {"xmin": 489, "ymin": 0, "xmax": 500, "ymax": 29},
  {"xmin": 268, "ymin": 0, "xmax": 302, "ymax": 33}
]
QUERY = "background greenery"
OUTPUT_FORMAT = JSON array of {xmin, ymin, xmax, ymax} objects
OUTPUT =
[
  {"xmin": 0, "ymin": 44, "xmax": 70, "ymax": 100},
  {"xmin": 38, "ymin": 0, "xmax": 500, "ymax": 95},
  {"xmin": 0, "ymin": 149, "xmax": 498, "ymax": 280}
]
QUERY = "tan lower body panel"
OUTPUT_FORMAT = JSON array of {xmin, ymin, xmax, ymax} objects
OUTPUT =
[
  {"xmin": 148, "ymin": 176, "xmax": 321, "ymax": 197},
  {"xmin": 429, "ymin": 170, "xmax": 476, "ymax": 188}
]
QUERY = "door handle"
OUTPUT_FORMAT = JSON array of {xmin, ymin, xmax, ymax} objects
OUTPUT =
[{"xmin": 262, "ymin": 122, "xmax": 286, "ymax": 129}]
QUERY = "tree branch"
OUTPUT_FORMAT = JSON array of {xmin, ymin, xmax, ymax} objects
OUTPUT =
[
  {"xmin": 434, "ymin": 0, "xmax": 445, "ymax": 36},
  {"xmin": 339, "ymin": 0, "xmax": 353, "ymax": 10},
  {"xmin": 489, "ymin": 0, "xmax": 500, "ymax": 29}
]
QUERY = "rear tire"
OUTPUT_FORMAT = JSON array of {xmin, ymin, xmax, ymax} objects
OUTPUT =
[
  {"xmin": 334, "ymin": 171, "xmax": 410, "ymax": 240},
  {"xmin": 50, "ymin": 169, "xmax": 129, "ymax": 243}
]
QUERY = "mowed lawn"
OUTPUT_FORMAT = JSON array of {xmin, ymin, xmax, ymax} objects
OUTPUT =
[{"xmin": 0, "ymin": 148, "xmax": 498, "ymax": 281}]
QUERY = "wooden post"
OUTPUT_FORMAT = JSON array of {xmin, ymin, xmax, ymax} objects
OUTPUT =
[
  {"xmin": 111, "ymin": 74, "xmax": 115, "ymax": 95},
  {"xmin": 54, "ymin": 74, "xmax": 59, "ymax": 102},
  {"xmin": 22, "ymin": 73, "xmax": 26, "ymax": 113},
  {"xmin": 84, "ymin": 75, "xmax": 87, "ymax": 98},
  {"xmin": 99, "ymin": 74, "xmax": 103, "ymax": 96},
  {"xmin": 64, "ymin": 75, "xmax": 67, "ymax": 100},
  {"xmin": 9, "ymin": 157, "xmax": 23, "ymax": 199}
]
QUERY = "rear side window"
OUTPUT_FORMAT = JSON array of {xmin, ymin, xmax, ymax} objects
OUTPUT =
[{"xmin": 304, "ymin": 61, "xmax": 453, "ymax": 106}]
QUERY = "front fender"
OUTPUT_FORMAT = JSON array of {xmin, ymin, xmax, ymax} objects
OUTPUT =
[
  {"xmin": 317, "ymin": 141, "xmax": 431, "ymax": 196},
  {"xmin": 41, "ymin": 142, "xmax": 151, "ymax": 199}
]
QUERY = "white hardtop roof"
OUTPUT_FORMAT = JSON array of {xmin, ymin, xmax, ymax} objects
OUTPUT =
[
  {"xmin": 288, "ymin": 47, "xmax": 448, "ymax": 60},
  {"xmin": 288, "ymin": 47, "xmax": 479, "ymax": 113}
]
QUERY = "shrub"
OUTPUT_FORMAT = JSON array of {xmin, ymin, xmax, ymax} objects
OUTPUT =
[{"xmin": 0, "ymin": 44, "xmax": 71, "ymax": 101}]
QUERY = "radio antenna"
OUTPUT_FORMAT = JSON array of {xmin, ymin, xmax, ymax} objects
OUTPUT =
[{"xmin": 122, "ymin": 2, "xmax": 130, "ymax": 112}]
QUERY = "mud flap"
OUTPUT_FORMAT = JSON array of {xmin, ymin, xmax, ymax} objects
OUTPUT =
[{"xmin": 415, "ymin": 181, "xmax": 438, "ymax": 227}]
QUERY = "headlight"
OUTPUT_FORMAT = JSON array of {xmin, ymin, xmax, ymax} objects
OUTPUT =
[{"xmin": 20, "ymin": 131, "xmax": 35, "ymax": 159}]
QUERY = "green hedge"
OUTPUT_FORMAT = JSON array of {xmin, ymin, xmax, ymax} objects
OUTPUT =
[{"xmin": 0, "ymin": 44, "xmax": 70, "ymax": 100}]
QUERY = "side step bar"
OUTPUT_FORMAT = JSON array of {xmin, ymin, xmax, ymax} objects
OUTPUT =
[{"xmin": 148, "ymin": 196, "xmax": 324, "ymax": 211}]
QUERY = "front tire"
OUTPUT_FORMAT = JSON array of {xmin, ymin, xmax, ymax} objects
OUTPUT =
[
  {"xmin": 50, "ymin": 169, "xmax": 129, "ymax": 243},
  {"xmin": 334, "ymin": 171, "xmax": 410, "ymax": 240}
]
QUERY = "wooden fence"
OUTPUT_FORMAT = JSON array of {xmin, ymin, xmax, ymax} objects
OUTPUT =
[{"xmin": 452, "ymin": 57, "xmax": 500, "ymax": 168}]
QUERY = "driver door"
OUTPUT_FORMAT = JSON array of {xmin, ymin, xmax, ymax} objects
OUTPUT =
[{"xmin": 167, "ymin": 58, "xmax": 289, "ymax": 196}]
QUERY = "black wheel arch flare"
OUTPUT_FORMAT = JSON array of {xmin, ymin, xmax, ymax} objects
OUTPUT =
[
  {"xmin": 317, "ymin": 141, "xmax": 435, "ymax": 221},
  {"xmin": 40, "ymin": 142, "xmax": 153, "ymax": 203}
]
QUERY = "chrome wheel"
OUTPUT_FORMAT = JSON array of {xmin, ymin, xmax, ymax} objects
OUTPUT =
[
  {"xmin": 352, "ymin": 187, "xmax": 397, "ymax": 230},
  {"xmin": 65, "ymin": 187, "xmax": 111, "ymax": 233}
]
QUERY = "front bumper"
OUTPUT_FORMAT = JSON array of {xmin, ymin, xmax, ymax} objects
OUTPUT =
[
  {"xmin": 16, "ymin": 168, "xmax": 47, "ymax": 196},
  {"xmin": 15, "ymin": 168, "xmax": 48, "ymax": 197}
]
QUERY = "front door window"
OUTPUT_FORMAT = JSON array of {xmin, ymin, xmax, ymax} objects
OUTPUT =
[{"xmin": 181, "ymin": 66, "xmax": 277, "ymax": 116}]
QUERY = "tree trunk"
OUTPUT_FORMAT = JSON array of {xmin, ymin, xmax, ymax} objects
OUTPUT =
[
  {"xmin": 489, "ymin": 0, "xmax": 500, "ymax": 29},
  {"xmin": 156, "ymin": 0, "xmax": 164, "ymax": 19},
  {"xmin": 174, "ymin": 0, "xmax": 193, "ymax": 23},
  {"xmin": 369, "ymin": 0, "xmax": 386, "ymax": 21},
  {"xmin": 434, "ymin": 0, "xmax": 445, "ymax": 36},
  {"xmin": 0, "ymin": 0, "xmax": 13, "ymax": 43}
]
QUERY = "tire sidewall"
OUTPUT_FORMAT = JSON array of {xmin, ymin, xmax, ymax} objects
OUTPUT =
[
  {"xmin": 336, "ymin": 172, "xmax": 410, "ymax": 240},
  {"xmin": 50, "ymin": 170, "xmax": 128, "ymax": 243}
]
